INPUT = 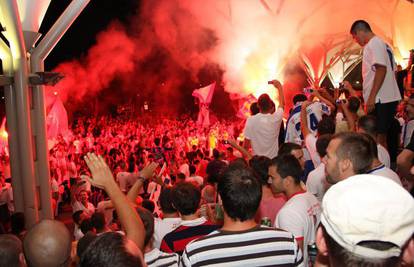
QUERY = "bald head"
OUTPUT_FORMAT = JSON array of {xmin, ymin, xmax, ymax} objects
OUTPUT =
[{"xmin": 23, "ymin": 220, "xmax": 71, "ymax": 267}]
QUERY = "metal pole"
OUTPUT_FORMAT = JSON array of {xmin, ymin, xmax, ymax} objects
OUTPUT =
[
  {"xmin": 30, "ymin": 0, "xmax": 90, "ymax": 220},
  {"xmin": 0, "ymin": 0, "xmax": 39, "ymax": 226},
  {"xmin": 0, "ymin": 40, "xmax": 24, "ymax": 213}
]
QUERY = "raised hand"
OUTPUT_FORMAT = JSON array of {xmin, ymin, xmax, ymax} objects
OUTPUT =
[{"xmin": 84, "ymin": 153, "xmax": 115, "ymax": 190}]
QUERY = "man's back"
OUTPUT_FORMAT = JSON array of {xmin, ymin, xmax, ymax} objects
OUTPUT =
[
  {"xmin": 160, "ymin": 217, "xmax": 218, "ymax": 255},
  {"xmin": 244, "ymin": 108, "xmax": 283, "ymax": 158},
  {"xmin": 180, "ymin": 225, "xmax": 303, "ymax": 266}
]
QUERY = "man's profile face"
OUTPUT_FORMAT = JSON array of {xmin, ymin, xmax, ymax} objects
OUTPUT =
[
  {"xmin": 323, "ymin": 139, "xmax": 341, "ymax": 184},
  {"xmin": 291, "ymin": 149, "xmax": 305, "ymax": 170},
  {"xmin": 352, "ymin": 31, "xmax": 365, "ymax": 47},
  {"xmin": 268, "ymin": 166, "xmax": 284, "ymax": 193}
]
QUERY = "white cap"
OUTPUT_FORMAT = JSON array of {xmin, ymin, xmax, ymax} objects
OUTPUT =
[{"xmin": 321, "ymin": 174, "xmax": 414, "ymax": 259}]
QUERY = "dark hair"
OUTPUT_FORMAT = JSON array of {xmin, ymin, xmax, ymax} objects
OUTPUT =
[
  {"xmin": 0, "ymin": 234, "xmax": 23, "ymax": 267},
  {"xmin": 321, "ymin": 225, "xmax": 401, "ymax": 267},
  {"xmin": 361, "ymin": 133, "xmax": 378, "ymax": 160},
  {"xmin": 72, "ymin": 210, "xmax": 84, "ymax": 225},
  {"xmin": 270, "ymin": 154, "xmax": 303, "ymax": 184},
  {"xmin": 80, "ymin": 218, "xmax": 94, "ymax": 235},
  {"xmin": 10, "ymin": 212, "xmax": 25, "ymax": 236},
  {"xmin": 258, "ymin": 94, "xmax": 273, "ymax": 112},
  {"xmin": 91, "ymin": 212, "xmax": 106, "ymax": 232},
  {"xmin": 317, "ymin": 116, "xmax": 336, "ymax": 135},
  {"xmin": 333, "ymin": 132, "xmax": 373, "ymax": 174},
  {"xmin": 171, "ymin": 182, "xmax": 201, "ymax": 215},
  {"xmin": 136, "ymin": 208, "xmax": 154, "ymax": 247},
  {"xmin": 77, "ymin": 232, "xmax": 97, "ymax": 259},
  {"xmin": 348, "ymin": 96, "xmax": 360, "ymax": 113},
  {"xmin": 293, "ymin": 94, "xmax": 307, "ymax": 105},
  {"xmin": 218, "ymin": 166, "xmax": 261, "ymax": 221},
  {"xmin": 316, "ymin": 134, "xmax": 332, "ymax": 158},
  {"xmin": 177, "ymin": 173, "xmax": 186, "ymax": 180},
  {"xmin": 79, "ymin": 232, "xmax": 142, "ymax": 267},
  {"xmin": 212, "ymin": 149, "xmax": 221, "ymax": 160},
  {"xmin": 158, "ymin": 187, "xmax": 177, "ymax": 214},
  {"xmin": 206, "ymin": 159, "xmax": 227, "ymax": 184},
  {"xmin": 154, "ymin": 138, "xmax": 161, "ymax": 146},
  {"xmin": 141, "ymin": 199, "xmax": 155, "ymax": 213},
  {"xmin": 357, "ymin": 115, "xmax": 377, "ymax": 137},
  {"xmin": 249, "ymin": 155, "xmax": 271, "ymax": 185},
  {"xmin": 278, "ymin": 142, "xmax": 302, "ymax": 156},
  {"xmin": 250, "ymin": 102, "xmax": 260, "ymax": 115},
  {"xmin": 189, "ymin": 165, "xmax": 196, "ymax": 175},
  {"xmin": 350, "ymin": 20, "xmax": 372, "ymax": 35}
]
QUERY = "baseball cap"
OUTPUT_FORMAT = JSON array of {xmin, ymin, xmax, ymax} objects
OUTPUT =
[{"xmin": 321, "ymin": 174, "xmax": 414, "ymax": 259}]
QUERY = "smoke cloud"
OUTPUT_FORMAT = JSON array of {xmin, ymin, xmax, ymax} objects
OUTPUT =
[{"xmin": 50, "ymin": 0, "xmax": 414, "ymax": 114}]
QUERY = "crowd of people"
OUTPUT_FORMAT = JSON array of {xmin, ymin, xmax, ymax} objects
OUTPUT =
[{"xmin": 0, "ymin": 20, "xmax": 414, "ymax": 267}]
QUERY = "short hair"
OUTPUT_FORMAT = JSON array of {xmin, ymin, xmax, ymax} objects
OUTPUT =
[
  {"xmin": 249, "ymin": 155, "xmax": 271, "ymax": 185},
  {"xmin": 171, "ymin": 182, "xmax": 201, "ymax": 215},
  {"xmin": 333, "ymin": 132, "xmax": 373, "ymax": 174},
  {"xmin": 141, "ymin": 199, "xmax": 155, "ymax": 213},
  {"xmin": 348, "ymin": 96, "xmax": 361, "ymax": 113},
  {"xmin": 189, "ymin": 165, "xmax": 196, "ymax": 175},
  {"xmin": 250, "ymin": 102, "xmax": 260, "ymax": 115},
  {"xmin": 317, "ymin": 116, "xmax": 336, "ymax": 135},
  {"xmin": 206, "ymin": 159, "xmax": 227, "ymax": 184},
  {"xmin": 357, "ymin": 115, "xmax": 377, "ymax": 137},
  {"xmin": 80, "ymin": 218, "xmax": 94, "ymax": 235},
  {"xmin": 72, "ymin": 210, "xmax": 84, "ymax": 225},
  {"xmin": 0, "ymin": 234, "xmax": 23, "ymax": 267},
  {"xmin": 316, "ymin": 134, "xmax": 332, "ymax": 158},
  {"xmin": 136, "ymin": 208, "xmax": 154, "ymax": 247},
  {"xmin": 158, "ymin": 187, "xmax": 177, "ymax": 214},
  {"xmin": 154, "ymin": 138, "xmax": 161, "ymax": 146},
  {"xmin": 77, "ymin": 232, "xmax": 97, "ymax": 259},
  {"xmin": 79, "ymin": 232, "xmax": 142, "ymax": 267},
  {"xmin": 350, "ymin": 20, "xmax": 372, "ymax": 35},
  {"xmin": 321, "ymin": 225, "xmax": 401, "ymax": 267},
  {"xmin": 177, "ymin": 173, "xmax": 186, "ymax": 180},
  {"xmin": 361, "ymin": 133, "xmax": 378, "ymax": 160},
  {"xmin": 218, "ymin": 166, "xmax": 261, "ymax": 221},
  {"xmin": 258, "ymin": 94, "xmax": 273, "ymax": 112},
  {"xmin": 270, "ymin": 154, "xmax": 303, "ymax": 184},
  {"xmin": 278, "ymin": 142, "xmax": 302, "ymax": 156},
  {"xmin": 91, "ymin": 212, "xmax": 106, "ymax": 232},
  {"xmin": 293, "ymin": 94, "xmax": 307, "ymax": 105}
]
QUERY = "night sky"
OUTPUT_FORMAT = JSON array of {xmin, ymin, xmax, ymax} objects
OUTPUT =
[{"xmin": 41, "ymin": 0, "xmax": 139, "ymax": 69}]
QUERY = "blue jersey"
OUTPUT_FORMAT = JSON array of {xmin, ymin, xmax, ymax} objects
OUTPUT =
[{"xmin": 285, "ymin": 101, "xmax": 330, "ymax": 145}]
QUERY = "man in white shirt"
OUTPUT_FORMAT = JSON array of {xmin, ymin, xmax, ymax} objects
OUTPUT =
[
  {"xmin": 306, "ymin": 134, "xmax": 332, "ymax": 202},
  {"xmin": 350, "ymin": 20, "xmax": 401, "ymax": 148},
  {"xmin": 269, "ymin": 154, "xmax": 321, "ymax": 266},
  {"xmin": 243, "ymin": 80, "xmax": 284, "ymax": 159}
]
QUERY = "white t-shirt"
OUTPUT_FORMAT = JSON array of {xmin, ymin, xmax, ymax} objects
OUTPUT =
[
  {"xmin": 306, "ymin": 163, "xmax": 327, "ymax": 202},
  {"xmin": 285, "ymin": 102, "xmax": 330, "ymax": 145},
  {"xmin": 377, "ymin": 144, "xmax": 390, "ymax": 168},
  {"xmin": 275, "ymin": 191, "xmax": 321, "ymax": 266},
  {"xmin": 368, "ymin": 164, "xmax": 402, "ymax": 186},
  {"xmin": 72, "ymin": 201, "xmax": 95, "ymax": 217},
  {"xmin": 187, "ymin": 175, "xmax": 204, "ymax": 187},
  {"xmin": 362, "ymin": 36, "xmax": 401, "ymax": 104},
  {"xmin": 153, "ymin": 217, "xmax": 182, "ymax": 249},
  {"xmin": 244, "ymin": 108, "xmax": 284, "ymax": 159}
]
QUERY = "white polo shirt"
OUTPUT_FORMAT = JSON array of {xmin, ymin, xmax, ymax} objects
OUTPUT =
[{"xmin": 362, "ymin": 36, "xmax": 401, "ymax": 104}]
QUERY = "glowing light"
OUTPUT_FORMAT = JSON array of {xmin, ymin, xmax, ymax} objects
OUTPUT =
[
  {"xmin": 17, "ymin": 0, "xmax": 51, "ymax": 32},
  {"xmin": 53, "ymin": 91, "xmax": 58, "ymax": 96}
]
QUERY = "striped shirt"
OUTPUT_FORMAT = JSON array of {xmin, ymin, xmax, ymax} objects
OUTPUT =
[
  {"xmin": 145, "ymin": 248, "xmax": 179, "ymax": 267},
  {"xmin": 160, "ymin": 217, "xmax": 219, "ymax": 255},
  {"xmin": 180, "ymin": 225, "xmax": 303, "ymax": 267}
]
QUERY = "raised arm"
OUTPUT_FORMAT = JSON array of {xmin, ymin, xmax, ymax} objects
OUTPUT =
[
  {"xmin": 269, "ymin": 80, "xmax": 284, "ymax": 110},
  {"xmin": 84, "ymin": 153, "xmax": 145, "ymax": 251},
  {"xmin": 127, "ymin": 162, "xmax": 158, "ymax": 203},
  {"xmin": 300, "ymin": 100, "xmax": 312, "ymax": 138},
  {"xmin": 227, "ymin": 138, "xmax": 252, "ymax": 160}
]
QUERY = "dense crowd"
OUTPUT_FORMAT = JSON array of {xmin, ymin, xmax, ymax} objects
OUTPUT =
[{"xmin": 0, "ymin": 20, "xmax": 414, "ymax": 267}]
